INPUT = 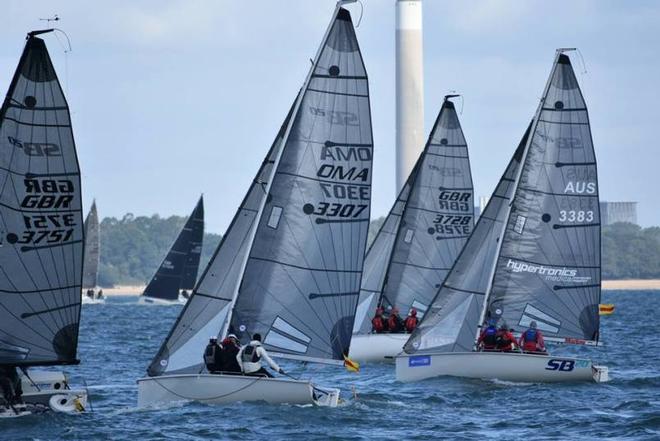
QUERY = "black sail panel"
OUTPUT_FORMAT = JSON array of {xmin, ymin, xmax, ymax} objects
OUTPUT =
[
  {"xmin": 229, "ymin": 8, "xmax": 373, "ymax": 363},
  {"xmin": 382, "ymin": 99, "xmax": 474, "ymax": 317},
  {"xmin": 487, "ymin": 53, "xmax": 601, "ymax": 343},
  {"xmin": 0, "ymin": 34, "xmax": 84, "ymax": 366},
  {"xmin": 142, "ymin": 198, "xmax": 203, "ymax": 301},
  {"xmin": 82, "ymin": 200, "xmax": 100, "ymax": 289},
  {"xmin": 404, "ymin": 125, "xmax": 531, "ymax": 354},
  {"xmin": 180, "ymin": 196, "xmax": 204, "ymax": 290},
  {"xmin": 147, "ymin": 100, "xmax": 297, "ymax": 376}
]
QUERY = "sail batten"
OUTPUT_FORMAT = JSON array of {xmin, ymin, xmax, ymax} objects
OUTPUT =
[{"xmin": 0, "ymin": 34, "xmax": 83, "ymax": 366}]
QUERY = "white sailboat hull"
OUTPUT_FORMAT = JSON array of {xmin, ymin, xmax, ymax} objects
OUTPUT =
[
  {"xmin": 396, "ymin": 352, "xmax": 609, "ymax": 383},
  {"xmin": 137, "ymin": 374, "xmax": 340, "ymax": 407},
  {"xmin": 2, "ymin": 370, "xmax": 89, "ymax": 414},
  {"xmin": 348, "ymin": 334, "xmax": 409, "ymax": 363},
  {"xmin": 138, "ymin": 296, "xmax": 185, "ymax": 305}
]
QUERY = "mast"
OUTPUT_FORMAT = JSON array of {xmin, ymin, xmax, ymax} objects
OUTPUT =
[
  {"xmin": 220, "ymin": 1, "xmax": 352, "ymax": 340},
  {"xmin": 473, "ymin": 49, "xmax": 569, "ymax": 345}
]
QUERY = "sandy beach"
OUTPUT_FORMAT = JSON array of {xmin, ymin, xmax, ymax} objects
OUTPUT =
[
  {"xmin": 97, "ymin": 280, "xmax": 660, "ymax": 296},
  {"xmin": 602, "ymin": 280, "xmax": 660, "ymax": 290}
]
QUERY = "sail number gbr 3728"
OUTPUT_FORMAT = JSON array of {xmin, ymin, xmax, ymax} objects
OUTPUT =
[
  {"xmin": 429, "ymin": 190, "xmax": 473, "ymax": 237},
  {"xmin": 302, "ymin": 144, "xmax": 371, "ymax": 223}
]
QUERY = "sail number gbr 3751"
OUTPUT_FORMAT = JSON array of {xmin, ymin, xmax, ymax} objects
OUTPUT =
[
  {"xmin": 5, "ymin": 177, "xmax": 78, "ymax": 249},
  {"xmin": 302, "ymin": 144, "xmax": 371, "ymax": 223}
]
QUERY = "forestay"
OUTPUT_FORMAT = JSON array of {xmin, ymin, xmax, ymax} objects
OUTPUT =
[
  {"xmin": 404, "ymin": 125, "xmax": 531, "ymax": 354},
  {"xmin": 486, "ymin": 53, "xmax": 601, "ymax": 344},
  {"xmin": 353, "ymin": 98, "xmax": 473, "ymax": 333},
  {"xmin": 82, "ymin": 200, "xmax": 100, "ymax": 289},
  {"xmin": 142, "ymin": 197, "xmax": 204, "ymax": 301},
  {"xmin": 228, "ymin": 7, "xmax": 373, "ymax": 364},
  {"xmin": 147, "ymin": 103, "xmax": 296, "ymax": 376},
  {"xmin": 0, "ymin": 31, "xmax": 84, "ymax": 366}
]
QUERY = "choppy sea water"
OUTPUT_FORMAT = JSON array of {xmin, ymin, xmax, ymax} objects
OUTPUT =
[{"xmin": 1, "ymin": 290, "xmax": 658, "ymax": 440}]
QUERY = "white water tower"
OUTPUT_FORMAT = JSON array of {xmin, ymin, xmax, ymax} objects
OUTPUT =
[{"xmin": 395, "ymin": 0, "xmax": 424, "ymax": 192}]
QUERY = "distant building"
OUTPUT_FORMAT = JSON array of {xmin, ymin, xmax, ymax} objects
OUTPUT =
[{"xmin": 600, "ymin": 201, "xmax": 638, "ymax": 226}]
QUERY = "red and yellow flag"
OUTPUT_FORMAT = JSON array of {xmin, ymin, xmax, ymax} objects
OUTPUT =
[
  {"xmin": 343, "ymin": 354, "xmax": 360, "ymax": 373},
  {"xmin": 599, "ymin": 304, "xmax": 615, "ymax": 315}
]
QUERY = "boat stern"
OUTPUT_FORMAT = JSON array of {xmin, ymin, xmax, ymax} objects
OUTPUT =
[{"xmin": 592, "ymin": 365, "xmax": 609, "ymax": 383}]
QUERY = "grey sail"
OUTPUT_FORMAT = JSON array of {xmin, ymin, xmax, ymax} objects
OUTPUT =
[
  {"xmin": 353, "ymin": 97, "xmax": 473, "ymax": 333},
  {"xmin": 0, "ymin": 31, "xmax": 84, "ymax": 366},
  {"xmin": 180, "ymin": 196, "xmax": 204, "ymax": 290},
  {"xmin": 404, "ymin": 124, "xmax": 531, "ymax": 354},
  {"xmin": 142, "ymin": 198, "xmax": 204, "ymax": 302},
  {"xmin": 228, "ymin": 7, "xmax": 373, "ymax": 364},
  {"xmin": 353, "ymin": 176, "xmax": 412, "ymax": 334},
  {"xmin": 147, "ymin": 101, "xmax": 297, "ymax": 376},
  {"xmin": 485, "ymin": 53, "xmax": 601, "ymax": 344},
  {"xmin": 82, "ymin": 200, "xmax": 100, "ymax": 289}
]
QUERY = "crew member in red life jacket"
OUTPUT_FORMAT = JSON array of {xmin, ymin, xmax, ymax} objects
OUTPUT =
[
  {"xmin": 477, "ymin": 320, "xmax": 498, "ymax": 351},
  {"xmin": 495, "ymin": 322, "xmax": 518, "ymax": 352},
  {"xmin": 387, "ymin": 307, "xmax": 403, "ymax": 333},
  {"xmin": 404, "ymin": 308, "xmax": 419, "ymax": 333},
  {"xmin": 371, "ymin": 307, "xmax": 387, "ymax": 334},
  {"xmin": 518, "ymin": 321, "xmax": 547, "ymax": 354}
]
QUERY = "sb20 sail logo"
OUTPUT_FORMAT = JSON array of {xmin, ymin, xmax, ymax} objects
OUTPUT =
[{"xmin": 545, "ymin": 359, "xmax": 590, "ymax": 372}]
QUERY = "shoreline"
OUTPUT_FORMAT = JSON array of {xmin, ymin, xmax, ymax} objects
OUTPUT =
[{"xmin": 97, "ymin": 280, "xmax": 660, "ymax": 296}]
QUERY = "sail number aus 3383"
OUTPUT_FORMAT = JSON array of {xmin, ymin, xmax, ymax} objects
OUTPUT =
[{"xmin": 559, "ymin": 210, "xmax": 594, "ymax": 223}]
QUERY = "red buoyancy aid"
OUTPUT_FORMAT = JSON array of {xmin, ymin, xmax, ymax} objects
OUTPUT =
[
  {"xmin": 388, "ymin": 314, "xmax": 403, "ymax": 333},
  {"xmin": 496, "ymin": 330, "xmax": 516, "ymax": 351},
  {"xmin": 404, "ymin": 316, "xmax": 418, "ymax": 333},
  {"xmin": 372, "ymin": 316, "xmax": 386, "ymax": 333},
  {"xmin": 521, "ymin": 329, "xmax": 540, "ymax": 351}
]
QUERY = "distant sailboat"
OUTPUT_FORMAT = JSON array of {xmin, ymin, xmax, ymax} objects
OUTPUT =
[
  {"xmin": 0, "ymin": 30, "xmax": 88, "ymax": 415},
  {"xmin": 82, "ymin": 200, "xmax": 103, "ymax": 303},
  {"xmin": 349, "ymin": 96, "xmax": 474, "ymax": 363},
  {"xmin": 396, "ymin": 50, "xmax": 609, "ymax": 383},
  {"xmin": 138, "ymin": 0, "xmax": 372, "ymax": 407},
  {"xmin": 139, "ymin": 196, "xmax": 204, "ymax": 305}
]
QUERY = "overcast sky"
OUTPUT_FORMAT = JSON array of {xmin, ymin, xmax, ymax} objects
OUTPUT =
[{"xmin": 1, "ymin": 0, "xmax": 658, "ymax": 233}]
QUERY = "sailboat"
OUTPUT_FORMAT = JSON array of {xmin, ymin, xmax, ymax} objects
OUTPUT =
[
  {"xmin": 350, "ymin": 96, "xmax": 474, "ymax": 363},
  {"xmin": 138, "ymin": 0, "xmax": 372, "ymax": 407},
  {"xmin": 82, "ymin": 200, "xmax": 103, "ymax": 304},
  {"xmin": 139, "ymin": 196, "xmax": 204, "ymax": 305},
  {"xmin": 396, "ymin": 50, "xmax": 609, "ymax": 383},
  {"xmin": 0, "ymin": 30, "xmax": 88, "ymax": 415}
]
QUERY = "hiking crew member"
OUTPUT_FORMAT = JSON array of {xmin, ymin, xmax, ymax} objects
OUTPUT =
[
  {"xmin": 203, "ymin": 337, "xmax": 222, "ymax": 373},
  {"xmin": 237, "ymin": 333, "xmax": 285, "ymax": 378},
  {"xmin": 477, "ymin": 320, "xmax": 498, "ymax": 351},
  {"xmin": 218, "ymin": 334, "xmax": 242, "ymax": 373},
  {"xmin": 404, "ymin": 308, "xmax": 419, "ymax": 333},
  {"xmin": 387, "ymin": 307, "xmax": 403, "ymax": 333},
  {"xmin": 0, "ymin": 366, "xmax": 22, "ymax": 405},
  {"xmin": 495, "ymin": 323, "xmax": 518, "ymax": 352},
  {"xmin": 518, "ymin": 321, "xmax": 546, "ymax": 353},
  {"xmin": 371, "ymin": 307, "xmax": 387, "ymax": 334}
]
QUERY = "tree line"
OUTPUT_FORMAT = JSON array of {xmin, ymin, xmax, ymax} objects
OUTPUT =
[{"xmin": 97, "ymin": 214, "xmax": 659, "ymax": 286}]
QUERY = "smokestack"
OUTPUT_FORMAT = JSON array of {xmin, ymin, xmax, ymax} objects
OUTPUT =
[{"xmin": 395, "ymin": 0, "xmax": 424, "ymax": 192}]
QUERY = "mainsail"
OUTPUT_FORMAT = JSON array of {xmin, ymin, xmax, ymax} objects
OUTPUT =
[
  {"xmin": 141, "ymin": 197, "xmax": 204, "ymax": 302},
  {"xmin": 353, "ymin": 97, "xmax": 473, "ymax": 334},
  {"xmin": 405, "ymin": 50, "xmax": 600, "ymax": 354},
  {"xmin": 148, "ymin": 5, "xmax": 372, "ymax": 375},
  {"xmin": 82, "ymin": 200, "xmax": 100, "ymax": 289},
  {"xmin": 181, "ymin": 196, "xmax": 204, "ymax": 290},
  {"xmin": 485, "ymin": 52, "xmax": 601, "ymax": 344},
  {"xmin": 0, "ymin": 31, "xmax": 84, "ymax": 366}
]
